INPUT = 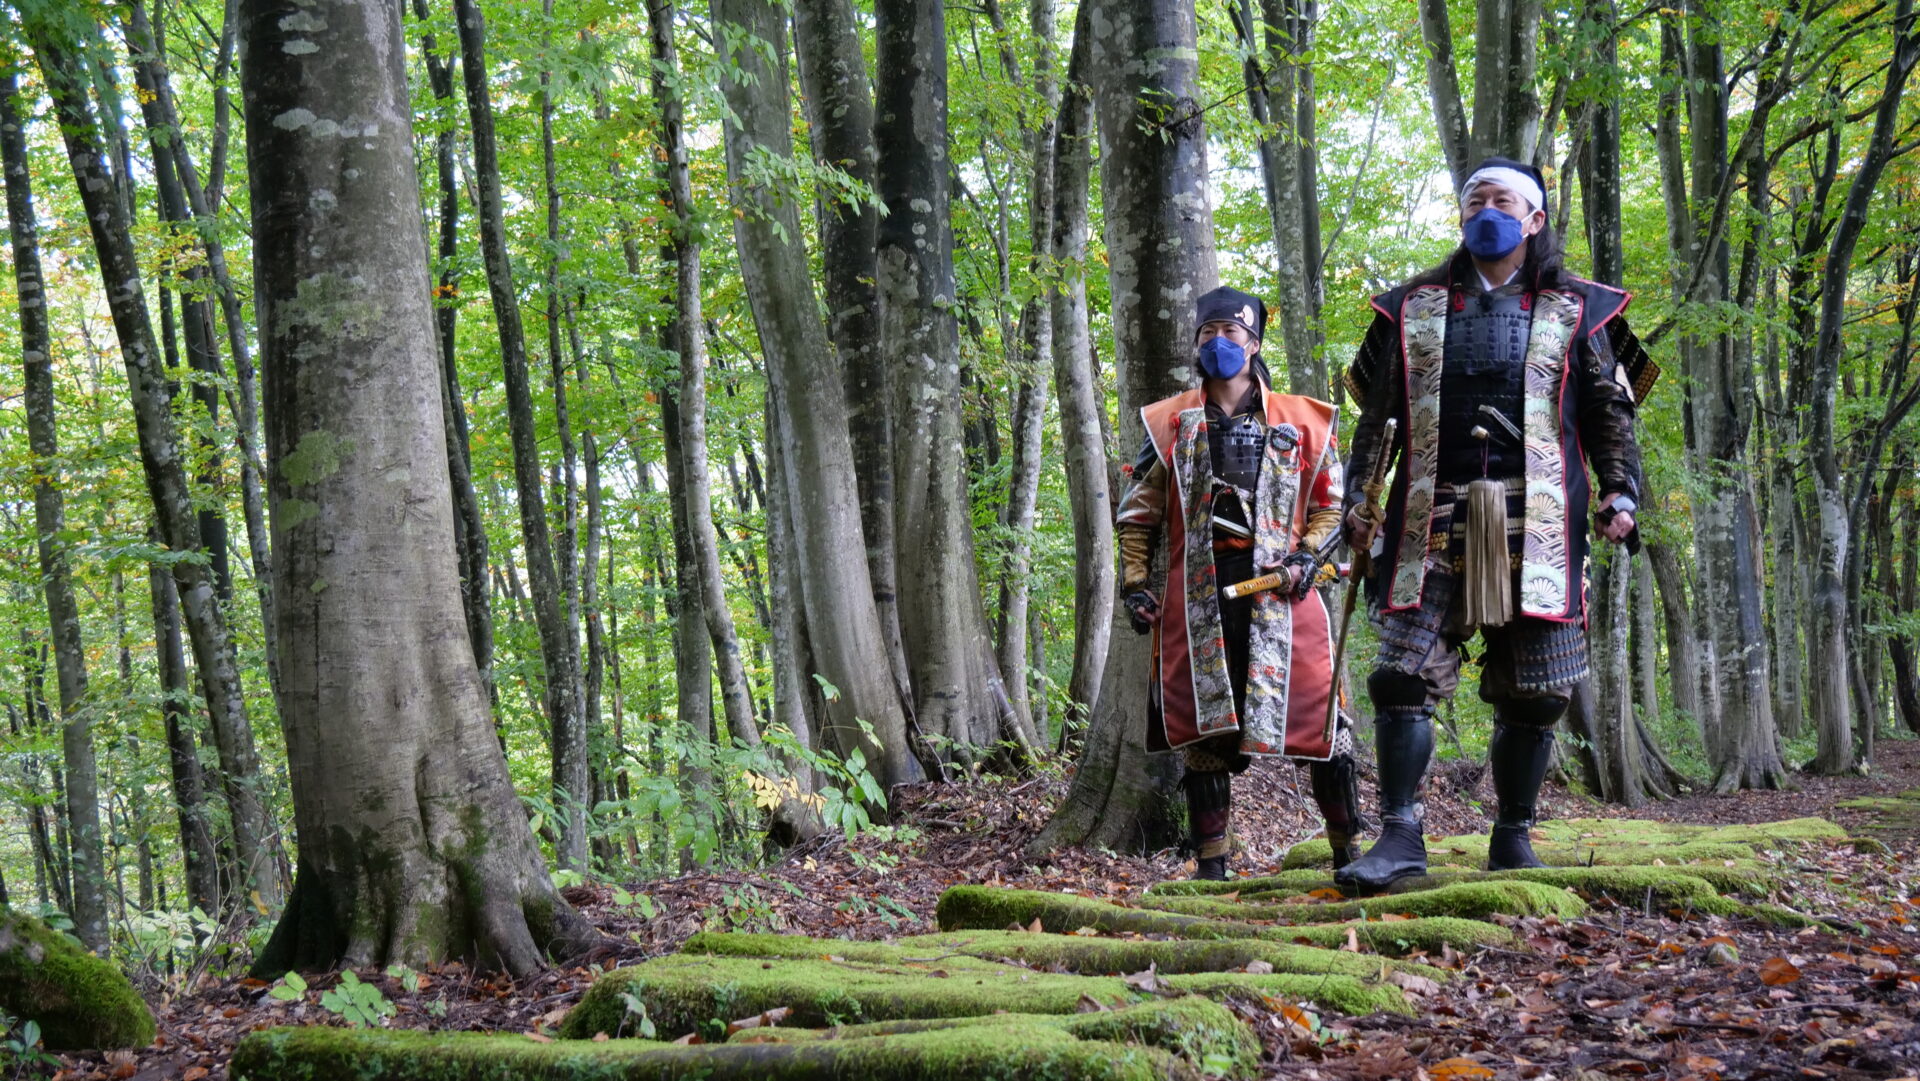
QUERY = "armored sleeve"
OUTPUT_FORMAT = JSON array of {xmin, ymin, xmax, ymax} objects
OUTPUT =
[
  {"xmin": 1342, "ymin": 311, "xmax": 1403, "ymax": 512},
  {"xmin": 1300, "ymin": 427, "xmax": 1344, "ymax": 551},
  {"xmin": 1116, "ymin": 433, "xmax": 1166, "ymax": 594},
  {"xmin": 1575, "ymin": 324, "xmax": 1643, "ymax": 501}
]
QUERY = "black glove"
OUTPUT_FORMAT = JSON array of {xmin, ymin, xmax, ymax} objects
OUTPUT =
[
  {"xmin": 1283, "ymin": 550, "xmax": 1320, "ymax": 600},
  {"xmin": 1123, "ymin": 590, "xmax": 1159, "ymax": 635}
]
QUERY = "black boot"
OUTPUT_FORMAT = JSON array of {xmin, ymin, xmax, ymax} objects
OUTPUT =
[
  {"xmin": 1335, "ymin": 709, "xmax": 1433, "ymax": 893},
  {"xmin": 1185, "ymin": 770, "xmax": 1233, "ymax": 881},
  {"xmin": 1487, "ymin": 720, "xmax": 1556, "ymax": 871},
  {"xmin": 1309, "ymin": 755, "xmax": 1367, "ymax": 870}
]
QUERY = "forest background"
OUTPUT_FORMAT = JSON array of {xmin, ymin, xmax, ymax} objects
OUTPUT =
[{"xmin": 0, "ymin": 0, "xmax": 1917, "ymax": 979}]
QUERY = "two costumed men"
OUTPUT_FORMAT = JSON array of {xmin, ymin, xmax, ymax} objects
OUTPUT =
[{"xmin": 1116, "ymin": 157, "xmax": 1647, "ymax": 887}]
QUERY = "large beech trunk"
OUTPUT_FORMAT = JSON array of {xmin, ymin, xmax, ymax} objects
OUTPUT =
[
  {"xmin": 26, "ymin": 13, "xmax": 282, "ymax": 910},
  {"xmin": 710, "ymin": 0, "xmax": 923, "ymax": 790},
  {"xmin": 2, "ymin": 73, "xmax": 108, "ymax": 952},
  {"xmin": 1031, "ymin": 0, "xmax": 1216, "ymax": 854},
  {"xmin": 241, "ymin": 0, "xmax": 595, "ymax": 975},
  {"xmin": 874, "ymin": 0, "xmax": 1035, "ymax": 759}
]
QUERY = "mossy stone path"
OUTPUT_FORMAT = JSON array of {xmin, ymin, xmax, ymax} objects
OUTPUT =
[{"xmin": 233, "ymin": 816, "xmax": 1842, "ymax": 1081}]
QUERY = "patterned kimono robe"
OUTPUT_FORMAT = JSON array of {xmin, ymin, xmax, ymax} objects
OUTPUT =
[
  {"xmin": 1343, "ymin": 255, "xmax": 1647, "ymax": 624},
  {"xmin": 1120, "ymin": 383, "xmax": 1344, "ymax": 759}
]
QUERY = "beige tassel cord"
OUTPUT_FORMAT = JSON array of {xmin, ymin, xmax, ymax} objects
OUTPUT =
[{"xmin": 1461, "ymin": 475, "xmax": 1513, "ymax": 629}]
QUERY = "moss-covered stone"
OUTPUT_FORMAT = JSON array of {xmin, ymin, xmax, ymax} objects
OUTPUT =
[
  {"xmin": 562, "ymin": 954, "xmax": 1407, "ymax": 1037},
  {"xmin": 1135, "ymin": 880, "xmax": 1587, "ymax": 922},
  {"xmin": 728, "ymin": 997, "xmax": 1262, "ymax": 1077},
  {"xmin": 232, "ymin": 1022, "xmax": 1198, "ymax": 1081},
  {"xmin": 683, "ymin": 930, "xmax": 1449, "ymax": 982},
  {"xmin": 934, "ymin": 886, "xmax": 1514, "ymax": 954},
  {"xmin": 0, "ymin": 909, "xmax": 155, "ymax": 1050}
]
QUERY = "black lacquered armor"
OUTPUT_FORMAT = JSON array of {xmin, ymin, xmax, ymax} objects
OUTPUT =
[{"xmin": 1438, "ymin": 286, "xmax": 1530, "ymax": 483}]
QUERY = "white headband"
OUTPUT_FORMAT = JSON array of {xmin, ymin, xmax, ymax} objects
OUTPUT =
[{"xmin": 1461, "ymin": 166, "xmax": 1544, "ymax": 214}]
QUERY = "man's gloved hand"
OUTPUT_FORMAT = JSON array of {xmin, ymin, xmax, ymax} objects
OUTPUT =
[
  {"xmin": 1282, "ymin": 550, "xmax": 1320, "ymax": 600},
  {"xmin": 1123, "ymin": 590, "xmax": 1160, "ymax": 635}
]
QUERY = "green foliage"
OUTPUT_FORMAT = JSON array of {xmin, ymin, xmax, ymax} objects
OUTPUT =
[
  {"xmin": 0, "ymin": 1012, "xmax": 59, "ymax": 1081},
  {"xmin": 270, "ymin": 971, "xmax": 308, "ymax": 1003},
  {"xmin": 318, "ymin": 971, "xmax": 395, "ymax": 1029}
]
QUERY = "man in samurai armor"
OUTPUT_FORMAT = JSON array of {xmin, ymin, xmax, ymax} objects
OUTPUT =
[
  {"xmin": 1337, "ymin": 157, "xmax": 1652, "ymax": 893},
  {"xmin": 1115, "ymin": 284, "xmax": 1361, "ymax": 882}
]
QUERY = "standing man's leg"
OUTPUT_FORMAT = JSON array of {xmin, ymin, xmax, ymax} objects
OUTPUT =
[
  {"xmin": 1479, "ymin": 622, "xmax": 1584, "ymax": 870},
  {"xmin": 1182, "ymin": 550, "xmax": 1256, "ymax": 881}
]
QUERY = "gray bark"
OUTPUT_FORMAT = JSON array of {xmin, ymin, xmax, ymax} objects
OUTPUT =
[
  {"xmin": 1032, "ymin": 0, "xmax": 1214, "ymax": 854},
  {"xmin": 451, "ymin": 0, "xmax": 589, "ymax": 867},
  {"xmin": 3, "ymin": 73, "xmax": 108, "ymax": 952},
  {"xmin": 240, "ymin": 0, "xmax": 596, "ymax": 974},
  {"xmin": 1249, "ymin": 0, "xmax": 1321, "ymax": 395},
  {"xmin": 709, "ymin": 0, "xmax": 924, "ymax": 789},
  {"xmin": 875, "ymin": 0, "xmax": 1035, "ymax": 759},
  {"xmin": 1048, "ymin": 7, "xmax": 1113, "ymax": 739},
  {"xmin": 1416, "ymin": 0, "xmax": 1471, "ymax": 185},
  {"xmin": 149, "ymin": 543, "xmax": 222, "ymax": 915}
]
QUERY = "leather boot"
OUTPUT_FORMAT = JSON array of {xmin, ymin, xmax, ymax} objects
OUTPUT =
[
  {"xmin": 1487, "ymin": 721, "xmax": 1555, "ymax": 870},
  {"xmin": 1185, "ymin": 770, "xmax": 1232, "ymax": 881},
  {"xmin": 1309, "ymin": 755, "xmax": 1367, "ymax": 870},
  {"xmin": 1335, "ymin": 710, "xmax": 1433, "ymax": 893}
]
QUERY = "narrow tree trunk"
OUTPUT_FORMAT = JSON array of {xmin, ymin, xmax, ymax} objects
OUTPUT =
[
  {"xmin": 711, "ymin": 0, "xmax": 924, "ymax": 790},
  {"xmin": 1047, "ymin": 8, "xmax": 1113, "ymax": 738},
  {"xmin": 1251, "ymin": 0, "xmax": 1321, "ymax": 394},
  {"xmin": 451, "ymin": 0, "xmax": 589, "ymax": 866},
  {"xmin": 149, "ymin": 545, "xmax": 222, "ymax": 915},
  {"xmin": 27, "ymin": 13, "xmax": 282, "ymax": 909},
  {"xmin": 3, "ymin": 73, "xmax": 108, "ymax": 952},
  {"xmin": 1415, "ymin": 0, "xmax": 1471, "ymax": 185},
  {"xmin": 241, "ymin": 0, "xmax": 597, "ymax": 973},
  {"xmin": 410, "ymin": 0, "xmax": 494, "ymax": 684},
  {"xmin": 1031, "ymin": 0, "xmax": 1215, "ymax": 854}
]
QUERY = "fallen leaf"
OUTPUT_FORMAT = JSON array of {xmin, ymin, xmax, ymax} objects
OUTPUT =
[
  {"xmin": 524, "ymin": 1031, "xmax": 554, "ymax": 1044},
  {"xmin": 1388, "ymin": 970, "xmax": 1441, "ymax": 996},
  {"xmin": 1246, "ymin": 959, "xmax": 1275, "ymax": 975},
  {"xmin": 672, "ymin": 1033, "xmax": 702, "ymax": 1046},
  {"xmin": 1343, "ymin": 927, "xmax": 1360, "ymax": 952},
  {"xmin": 1076, "ymin": 993, "xmax": 1113, "ymax": 1013},
  {"xmin": 1308, "ymin": 888, "xmax": 1344, "ymax": 901},
  {"xmin": 1760, "ymin": 957, "xmax": 1803, "ymax": 986},
  {"xmin": 1428, "ymin": 1055, "xmax": 1495, "ymax": 1078},
  {"xmin": 1028, "ymin": 917, "xmax": 1044, "ymax": 934},
  {"xmin": 183, "ymin": 1069, "xmax": 208, "ymax": 1081},
  {"xmin": 726, "ymin": 1006, "xmax": 792, "ymax": 1033},
  {"xmin": 1278, "ymin": 1003, "xmax": 1318, "ymax": 1036},
  {"xmin": 591, "ymin": 1033, "xmax": 610, "ymax": 1042},
  {"xmin": 1123, "ymin": 964, "xmax": 1161, "ymax": 992}
]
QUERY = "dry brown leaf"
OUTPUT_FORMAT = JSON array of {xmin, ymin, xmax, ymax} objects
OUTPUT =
[
  {"xmin": 591, "ymin": 1032, "xmax": 610, "ymax": 1042},
  {"xmin": 1308, "ymin": 888, "xmax": 1344, "ymax": 901},
  {"xmin": 1387, "ymin": 970, "xmax": 1441, "ymax": 996},
  {"xmin": 1277, "ymin": 1003, "xmax": 1318, "ymax": 1036},
  {"xmin": 1759, "ymin": 957, "xmax": 1803, "ymax": 986},
  {"xmin": 1245, "ymin": 959, "xmax": 1275, "ymax": 975},
  {"xmin": 726, "ymin": 1006, "xmax": 793, "ymax": 1033},
  {"xmin": 1342, "ymin": 927, "xmax": 1360, "ymax": 952},
  {"xmin": 672, "ymin": 1032, "xmax": 703, "ymax": 1046},
  {"xmin": 1028, "ymin": 917, "xmax": 1044, "ymax": 934},
  {"xmin": 523, "ymin": 1031, "xmax": 554, "ymax": 1044},
  {"xmin": 1123, "ymin": 964, "xmax": 1161, "ymax": 992},
  {"xmin": 1076, "ymin": 993, "xmax": 1113, "ymax": 1013}
]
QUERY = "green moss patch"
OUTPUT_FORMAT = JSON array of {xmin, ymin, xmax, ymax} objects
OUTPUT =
[
  {"xmin": 684, "ymin": 930, "xmax": 1448, "ymax": 982},
  {"xmin": 935, "ymin": 886, "xmax": 1514, "ymax": 955},
  {"xmin": 0, "ymin": 909, "xmax": 155, "ymax": 1050},
  {"xmin": 727, "ymin": 998, "xmax": 1262, "ymax": 1078},
  {"xmin": 1151, "ymin": 863, "xmax": 1776, "ymax": 900},
  {"xmin": 1135, "ymin": 880, "xmax": 1587, "ymax": 922},
  {"xmin": 232, "ymin": 1022, "xmax": 1198, "ymax": 1081},
  {"xmin": 563, "ymin": 954, "xmax": 1407, "ymax": 1036},
  {"xmin": 1281, "ymin": 836, "xmax": 1755, "ymax": 871}
]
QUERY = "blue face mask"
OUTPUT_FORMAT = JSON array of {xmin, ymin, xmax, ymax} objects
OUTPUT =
[
  {"xmin": 1198, "ymin": 335, "xmax": 1247, "ymax": 380},
  {"xmin": 1462, "ymin": 207, "xmax": 1528, "ymax": 259}
]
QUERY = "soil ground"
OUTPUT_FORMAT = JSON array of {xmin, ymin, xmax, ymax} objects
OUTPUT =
[{"xmin": 45, "ymin": 735, "xmax": 1920, "ymax": 1081}]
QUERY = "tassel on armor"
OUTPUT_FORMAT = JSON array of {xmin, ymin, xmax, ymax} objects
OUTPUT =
[{"xmin": 1461, "ymin": 476, "xmax": 1513, "ymax": 629}]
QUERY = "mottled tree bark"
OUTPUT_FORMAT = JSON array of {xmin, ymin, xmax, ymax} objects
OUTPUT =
[
  {"xmin": 1031, "ymin": 0, "xmax": 1215, "ymax": 854},
  {"xmin": 451, "ymin": 0, "xmax": 589, "ymax": 866},
  {"xmin": 874, "ymin": 0, "xmax": 1035, "ymax": 759},
  {"xmin": 27, "ymin": 12, "xmax": 282, "ymax": 909},
  {"xmin": 2, "ymin": 73, "xmax": 107, "ymax": 952},
  {"xmin": 1048, "ymin": 7, "xmax": 1113, "ymax": 740},
  {"xmin": 240, "ymin": 0, "xmax": 596, "ymax": 974},
  {"xmin": 1247, "ymin": 0, "xmax": 1322, "ymax": 394},
  {"xmin": 149, "ymin": 547, "xmax": 222, "ymax": 915}
]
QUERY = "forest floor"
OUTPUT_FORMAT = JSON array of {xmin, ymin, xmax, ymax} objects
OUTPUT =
[{"xmin": 47, "ymin": 735, "xmax": 1920, "ymax": 1081}]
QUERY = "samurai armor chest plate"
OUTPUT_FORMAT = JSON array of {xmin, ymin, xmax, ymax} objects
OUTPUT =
[
  {"xmin": 1208, "ymin": 409, "xmax": 1266, "ymax": 496},
  {"xmin": 1440, "ymin": 288, "xmax": 1531, "ymax": 483}
]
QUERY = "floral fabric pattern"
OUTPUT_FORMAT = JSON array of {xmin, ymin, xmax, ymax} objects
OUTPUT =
[
  {"xmin": 1172, "ymin": 408, "xmax": 1238, "ymax": 736},
  {"xmin": 1390, "ymin": 286, "xmax": 1449, "ymax": 609},
  {"xmin": 1241, "ymin": 428, "xmax": 1306, "ymax": 752},
  {"xmin": 1520, "ymin": 290, "xmax": 1581, "ymax": 617}
]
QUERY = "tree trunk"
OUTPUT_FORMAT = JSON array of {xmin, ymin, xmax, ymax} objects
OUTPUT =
[
  {"xmin": 450, "ymin": 0, "xmax": 589, "ymax": 867},
  {"xmin": 1805, "ymin": 0, "xmax": 1918, "ymax": 773},
  {"xmin": 1415, "ymin": 0, "xmax": 1471, "ymax": 185},
  {"xmin": 1048, "ymin": 7, "xmax": 1113, "ymax": 740},
  {"xmin": 1248, "ymin": 0, "xmax": 1322, "ymax": 395},
  {"xmin": 792, "ymin": 0, "xmax": 913, "ymax": 712},
  {"xmin": 240, "ymin": 0, "xmax": 597, "ymax": 974},
  {"xmin": 874, "ymin": 0, "xmax": 1035, "ymax": 760},
  {"xmin": 2, "ymin": 73, "xmax": 108, "ymax": 952},
  {"xmin": 27, "ymin": 12, "xmax": 282, "ymax": 910},
  {"xmin": 1031, "ymin": 0, "xmax": 1215, "ymax": 855},
  {"xmin": 410, "ymin": 0, "xmax": 494, "ymax": 685},
  {"xmin": 711, "ymin": 0, "xmax": 924, "ymax": 791},
  {"xmin": 149, "ymin": 545, "xmax": 223, "ymax": 915}
]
